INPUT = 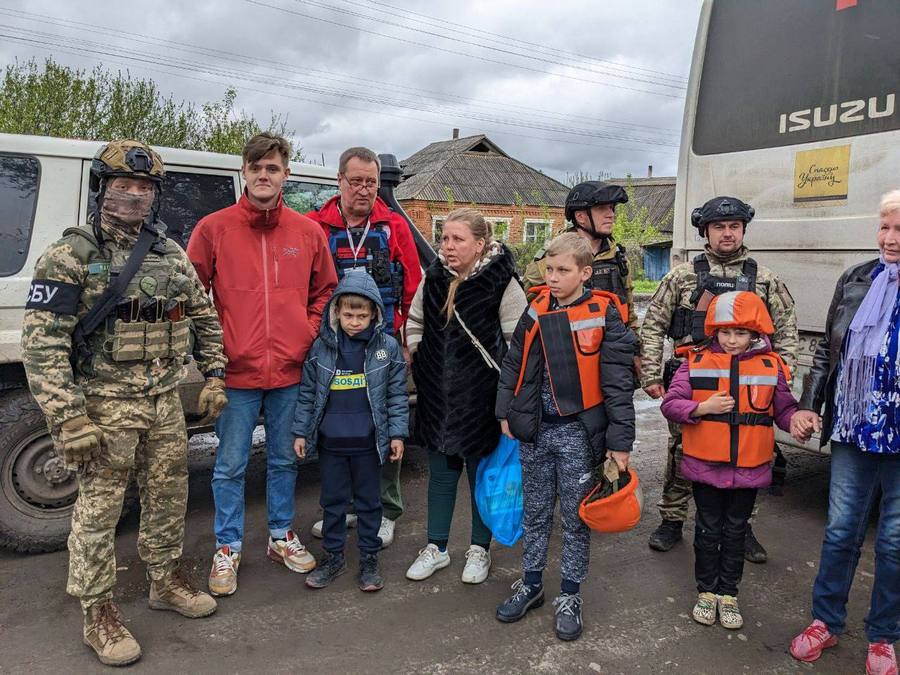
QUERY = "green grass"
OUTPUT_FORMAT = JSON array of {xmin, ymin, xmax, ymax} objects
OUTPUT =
[{"xmin": 633, "ymin": 279, "xmax": 660, "ymax": 294}]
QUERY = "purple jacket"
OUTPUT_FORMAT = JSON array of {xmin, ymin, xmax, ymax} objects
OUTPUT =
[{"xmin": 660, "ymin": 337, "xmax": 799, "ymax": 489}]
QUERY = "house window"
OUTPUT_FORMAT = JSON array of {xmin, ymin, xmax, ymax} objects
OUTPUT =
[
  {"xmin": 431, "ymin": 215, "xmax": 446, "ymax": 244},
  {"xmin": 523, "ymin": 218, "xmax": 553, "ymax": 244},
  {"xmin": 485, "ymin": 217, "xmax": 510, "ymax": 242}
]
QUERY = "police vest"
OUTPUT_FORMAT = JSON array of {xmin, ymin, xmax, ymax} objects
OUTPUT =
[
  {"xmin": 63, "ymin": 228, "xmax": 192, "ymax": 373},
  {"xmin": 589, "ymin": 244, "xmax": 629, "ymax": 306},
  {"xmin": 668, "ymin": 254, "xmax": 759, "ymax": 342},
  {"xmin": 329, "ymin": 223, "xmax": 403, "ymax": 333},
  {"xmin": 515, "ymin": 287, "xmax": 625, "ymax": 416},
  {"xmin": 681, "ymin": 348, "xmax": 790, "ymax": 468}
]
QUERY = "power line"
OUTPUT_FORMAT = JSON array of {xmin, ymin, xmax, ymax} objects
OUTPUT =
[
  {"xmin": 0, "ymin": 22, "xmax": 678, "ymax": 148},
  {"xmin": 244, "ymin": 0, "xmax": 685, "ymax": 99},
  {"xmin": 0, "ymin": 27, "xmax": 678, "ymax": 157},
  {"xmin": 0, "ymin": 6, "xmax": 682, "ymax": 137},
  {"xmin": 345, "ymin": 0, "xmax": 689, "ymax": 85},
  {"xmin": 292, "ymin": 0, "xmax": 687, "ymax": 90}
]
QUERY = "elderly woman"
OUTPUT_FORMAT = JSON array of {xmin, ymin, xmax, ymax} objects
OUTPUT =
[
  {"xmin": 404, "ymin": 208, "xmax": 527, "ymax": 586},
  {"xmin": 790, "ymin": 189, "xmax": 900, "ymax": 675}
]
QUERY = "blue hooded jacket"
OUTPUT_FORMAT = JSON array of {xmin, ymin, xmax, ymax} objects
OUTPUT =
[{"xmin": 292, "ymin": 269, "xmax": 409, "ymax": 463}]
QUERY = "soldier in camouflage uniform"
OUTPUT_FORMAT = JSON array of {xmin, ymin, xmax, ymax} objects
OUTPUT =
[
  {"xmin": 640, "ymin": 196, "xmax": 798, "ymax": 560},
  {"xmin": 523, "ymin": 181, "xmax": 639, "ymax": 333},
  {"xmin": 21, "ymin": 140, "xmax": 228, "ymax": 667}
]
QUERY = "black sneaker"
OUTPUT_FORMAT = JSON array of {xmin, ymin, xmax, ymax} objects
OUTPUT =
[
  {"xmin": 744, "ymin": 525, "xmax": 768, "ymax": 564},
  {"xmin": 305, "ymin": 552, "xmax": 346, "ymax": 589},
  {"xmin": 358, "ymin": 553, "xmax": 384, "ymax": 592},
  {"xmin": 496, "ymin": 579, "xmax": 544, "ymax": 623},
  {"xmin": 553, "ymin": 593, "xmax": 583, "ymax": 641},
  {"xmin": 648, "ymin": 520, "xmax": 683, "ymax": 552}
]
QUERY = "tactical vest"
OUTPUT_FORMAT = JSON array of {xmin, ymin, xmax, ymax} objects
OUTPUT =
[
  {"xmin": 668, "ymin": 253, "xmax": 759, "ymax": 342},
  {"xmin": 589, "ymin": 244, "xmax": 629, "ymax": 306},
  {"xmin": 516, "ymin": 287, "xmax": 625, "ymax": 416},
  {"xmin": 329, "ymin": 224, "xmax": 403, "ymax": 333},
  {"xmin": 681, "ymin": 348, "xmax": 790, "ymax": 468},
  {"xmin": 64, "ymin": 228, "xmax": 193, "ymax": 373}
]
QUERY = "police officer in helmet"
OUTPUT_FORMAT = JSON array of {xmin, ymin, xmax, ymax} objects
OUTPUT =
[
  {"xmin": 524, "ymin": 181, "xmax": 638, "ymax": 332},
  {"xmin": 639, "ymin": 195, "xmax": 798, "ymax": 561}
]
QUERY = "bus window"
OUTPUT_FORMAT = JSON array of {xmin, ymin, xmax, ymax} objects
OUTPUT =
[
  {"xmin": 282, "ymin": 181, "xmax": 339, "ymax": 213},
  {"xmin": 693, "ymin": 0, "xmax": 899, "ymax": 155}
]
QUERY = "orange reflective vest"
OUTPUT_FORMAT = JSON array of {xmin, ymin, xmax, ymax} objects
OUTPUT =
[
  {"xmin": 681, "ymin": 348, "xmax": 791, "ymax": 467},
  {"xmin": 515, "ymin": 287, "xmax": 625, "ymax": 416}
]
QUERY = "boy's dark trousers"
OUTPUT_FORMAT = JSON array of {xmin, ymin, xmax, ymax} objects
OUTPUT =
[
  {"xmin": 692, "ymin": 482, "xmax": 758, "ymax": 596},
  {"xmin": 319, "ymin": 449, "xmax": 383, "ymax": 555}
]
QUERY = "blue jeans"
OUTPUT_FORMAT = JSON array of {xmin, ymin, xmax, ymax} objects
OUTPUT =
[
  {"xmin": 212, "ymin": 385, "xmax": 300, "ymax": 552},
  {"xmin": 811, "ymin": 442, "xmax": 900, "ymax": 643}
]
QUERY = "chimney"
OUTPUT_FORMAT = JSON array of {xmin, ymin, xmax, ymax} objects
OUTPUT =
[
  {"xmin": 647, "ymin": 164, "xmax": 653, "ymax": 178},
  {"xmin": 452, "ymin": 128, "xmax": 460, "ymax": 139}
]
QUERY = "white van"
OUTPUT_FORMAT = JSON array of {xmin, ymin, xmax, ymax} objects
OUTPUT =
[{"xmin": 0, "ymin": 133, "xmax": 341, "ymax": 553}]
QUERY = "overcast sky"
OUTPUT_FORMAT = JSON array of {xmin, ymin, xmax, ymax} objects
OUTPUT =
[{"xmin": 0, "ymin": 0, "xmax": 703, "ymax": 182}]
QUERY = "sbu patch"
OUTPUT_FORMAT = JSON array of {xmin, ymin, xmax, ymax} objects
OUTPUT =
[{"xmin": 25, "ymin": 279, "xmax": 80, "ymax": 314}]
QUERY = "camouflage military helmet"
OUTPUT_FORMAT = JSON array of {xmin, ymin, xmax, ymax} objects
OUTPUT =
[{"xmin": 90, "ymin": 140, "xmax": 165, "ymax": 191}]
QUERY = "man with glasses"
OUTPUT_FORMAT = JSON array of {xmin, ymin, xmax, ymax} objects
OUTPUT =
[
  {"xmin": 306, "ymin": 146, "xmax": 422, "ymax": 548},
  {"xmin": 188, "ymin": 133, "xmax": 338, "ymax": 597}
]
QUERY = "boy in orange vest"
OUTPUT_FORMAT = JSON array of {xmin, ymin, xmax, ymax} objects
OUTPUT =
[
  {"xmin": 661, "ymin": 290, "xmax": 804, "ymax": 629},
  {"xmin": 494, "ymin": 233, "xmax": 637, "ymax": 641}
]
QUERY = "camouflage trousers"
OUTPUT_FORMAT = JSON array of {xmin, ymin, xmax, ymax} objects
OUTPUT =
[
  {"xmin": 63, "ymin": 389, "xmax": 188, "ymax": 611},
  {"xmin": 658, "ymin": 421, "xmax": 760, "ymax": 524}
]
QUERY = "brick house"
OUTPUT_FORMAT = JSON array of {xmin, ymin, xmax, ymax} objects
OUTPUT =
[{"xmin": 396, "ymin": 133, "xmax": 570, "ymax": 246}]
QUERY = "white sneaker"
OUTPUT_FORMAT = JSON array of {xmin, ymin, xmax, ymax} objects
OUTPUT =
[
  {"xmin": 406, "ymin": 544, "xmax": 450, "ymax": 581},
  {"xmin": 461, "ymin": 545, "xmax": 491, "ymax": 584},
  {"xmin": 311, "ymin": 514, "xmax": 358, "ymax": 539},
  {"xmin": 378, "ymin": 517, "xmax": 396, "ymax": 548}
]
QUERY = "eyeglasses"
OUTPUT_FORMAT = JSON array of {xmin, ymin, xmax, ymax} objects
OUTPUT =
[{"xmin": 341, "ymin": 175, "xmax": 379, "ymax": 191}]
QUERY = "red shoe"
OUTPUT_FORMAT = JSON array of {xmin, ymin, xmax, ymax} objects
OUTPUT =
[
  {"xmin": 867, "ymin": 642, "xmax": 898, "ymax": 675},
  {"xmin": 790, "ymin": 620, "xmax": 838, "ymax": 662}
]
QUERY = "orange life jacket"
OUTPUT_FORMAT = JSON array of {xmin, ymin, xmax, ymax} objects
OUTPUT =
[
  {"xmin": 681, "ymin": 347, "xmax": 791, "ymax": 468},
  {"xmin": 515, "ymin": 287, "xmax": 625, "ymax": 416}
]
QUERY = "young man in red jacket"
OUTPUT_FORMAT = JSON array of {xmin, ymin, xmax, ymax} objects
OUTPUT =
[
  {"xmin": 187, "ymin": 133, "xmax": 338, "ymax": 597},
  {"xmin": 305, "ymin": 146, "xmax": 422, "ymax": 548}
]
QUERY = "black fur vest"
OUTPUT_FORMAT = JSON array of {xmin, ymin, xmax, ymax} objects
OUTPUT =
[{"xmin": 412, "ymin": 246, "xmax": 518, "ymax": 457}]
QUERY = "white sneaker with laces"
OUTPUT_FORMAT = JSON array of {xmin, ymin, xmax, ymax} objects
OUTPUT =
[
  {"xmin": 311, "ymin": 514, "xmax": 358, "ymax": 539},
  {"xmin": 378, "ymin": 517, "xmax": 396, "ymax": 548},
  {"xmin": 406, "ymin": 544, "xmax": 450, "ymax": 581},
  {"xmin": 461, "ymin": 545, "xmax": 491, "ymax": 584}
]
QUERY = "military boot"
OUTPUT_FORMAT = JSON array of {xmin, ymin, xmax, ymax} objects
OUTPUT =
[
  {"xmin": 648, "ymin": 519, "xmax": 683, "ymax": 552},
  {"xmin": 149, "ymin": 565, "xmax": 218, "ymax": 618},
  {"xmin": 83, "ymin": 600, "xmax": 142, "ymax": 667}
]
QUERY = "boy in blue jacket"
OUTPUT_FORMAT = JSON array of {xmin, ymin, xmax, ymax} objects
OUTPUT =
[{"xmin": 293, "ymin": 269, "xmax": 408, "ymax": 591}]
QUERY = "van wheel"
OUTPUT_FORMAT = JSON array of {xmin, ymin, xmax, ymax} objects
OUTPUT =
[{"xmin": 0, "ymin": 389, "xmax": 78, "ymax": 552}]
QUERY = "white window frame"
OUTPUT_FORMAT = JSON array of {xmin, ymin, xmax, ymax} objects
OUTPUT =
[
  {"xmin": 523, "ymin": 218, "xmax": 553, "ymax": 244},
  {"xmin": 485, "ymin": 217, "xmax": 511, "ymax": 242}
]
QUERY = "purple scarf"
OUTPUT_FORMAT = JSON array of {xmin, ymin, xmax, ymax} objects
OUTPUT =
[{"xmin": 834, "ymin": 256, "xmax": 900, "ymax": 436}]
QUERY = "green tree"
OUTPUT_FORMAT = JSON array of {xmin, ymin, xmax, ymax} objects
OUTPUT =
[
  {"xmin": 0, "ymin": 58, "xmax": 303, "ymax": 159},
  {"xmin": 612, "ymin": 175, "xmax": 669, "ymax": 279}
]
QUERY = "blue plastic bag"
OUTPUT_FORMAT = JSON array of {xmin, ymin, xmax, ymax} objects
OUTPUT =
[{"xmin": 475, "ymin": 435, "xmax": 524, "ymax": 546}]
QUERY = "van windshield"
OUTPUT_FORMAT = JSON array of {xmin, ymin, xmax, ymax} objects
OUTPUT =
[{"xmin": 692, "ymin": 0, "xmax": 899, "ymax": 155}]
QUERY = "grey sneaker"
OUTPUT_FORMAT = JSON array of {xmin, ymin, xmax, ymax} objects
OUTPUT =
[
  {"xmin": 553, "ymin": 593, "xmax": 584, "ymax": 641},
  {"xmin": 358, "ymin": 553, "xmax": 384, "ymax": 592},
  {"xmin": 305, "ymin": 552, "xmax": 347, "ymax": 589}
]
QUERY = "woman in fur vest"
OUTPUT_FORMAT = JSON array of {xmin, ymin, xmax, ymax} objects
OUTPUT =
[{"xmin": 405, "ymin": 207, "xmax": 528, "ymax": 585}]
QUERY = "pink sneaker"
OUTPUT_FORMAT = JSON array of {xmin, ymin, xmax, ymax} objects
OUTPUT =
[
  {"xmin": 790, "ymin": 620, "xmax": 838, "ymax": 662},
  {"xmin": 867, "ymin": 642, "xmax": 898, "ymax": 675}
]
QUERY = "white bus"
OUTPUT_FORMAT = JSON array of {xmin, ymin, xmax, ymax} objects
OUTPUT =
[{"xmin": 673, "ymin": 0, "xmax": 900, "ymax": 445}]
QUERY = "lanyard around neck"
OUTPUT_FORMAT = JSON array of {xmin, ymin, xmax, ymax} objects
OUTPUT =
[{"xmin": 346, "ymin": 219, "xmax": 371, "ymax": 263}]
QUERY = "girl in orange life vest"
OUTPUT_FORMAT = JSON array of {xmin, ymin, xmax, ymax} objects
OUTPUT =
[
  {"xmin": 661, "ymin": 291, "xmax": 805, "ymax": 630},
  {"xmin": 495, "ymin": 233, "xmax": 638, "ymax": 641}
]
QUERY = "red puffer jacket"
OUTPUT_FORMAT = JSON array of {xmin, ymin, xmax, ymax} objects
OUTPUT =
[
  {"xmin": 188, "ymin": 192, "xmax": 338, "ymax": 389},
  {"xmin": 305, "ymin": 195, "xmax": 422, "ymax": 327}
]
